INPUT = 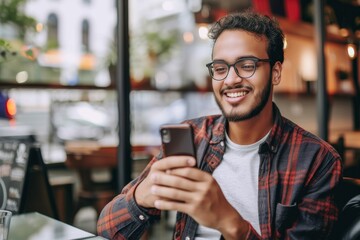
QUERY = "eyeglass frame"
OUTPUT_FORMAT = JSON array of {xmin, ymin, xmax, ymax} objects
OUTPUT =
[{"xmin": 205, "ymin": 57, "xmax": 271, "ymax": 81}]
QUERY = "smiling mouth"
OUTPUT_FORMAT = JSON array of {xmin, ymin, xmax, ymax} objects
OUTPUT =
[{"xmin": 225, "ymin": 91, "xmax": 249, "ymax": 98}]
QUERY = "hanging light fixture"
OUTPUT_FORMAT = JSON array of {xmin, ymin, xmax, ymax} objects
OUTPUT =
[{"xmin": 347, "ymin": 43, "xmax": 357, "ymax": 59}]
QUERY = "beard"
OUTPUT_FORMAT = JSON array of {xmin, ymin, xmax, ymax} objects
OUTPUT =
[{"xmin": 215, "ymin": 75, "xmax": 272, "ymax": 122}]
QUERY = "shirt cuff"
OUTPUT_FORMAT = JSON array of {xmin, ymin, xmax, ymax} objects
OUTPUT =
[
  {"xmin": 128, "ymin": 197, "xmax": 161, "ymax": 222},
  {"xmin": 126, "ymin": 181, "xmax": 161, "ymax": 223}
]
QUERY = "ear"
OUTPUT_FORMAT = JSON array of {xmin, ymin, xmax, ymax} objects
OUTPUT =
[{"xmin": 272, "ymin": 61, "xmax": 282, "ymax": 85}]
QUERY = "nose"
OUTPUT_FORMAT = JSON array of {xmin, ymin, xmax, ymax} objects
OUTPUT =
[{"xmin": 223, "ymin": 65, "xmax": 242, "ymax": 85}]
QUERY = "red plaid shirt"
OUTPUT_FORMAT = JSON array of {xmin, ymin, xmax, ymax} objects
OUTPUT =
[{"xmin": 97, "ymin": 103, "xmax": 342, "ymax": 240}]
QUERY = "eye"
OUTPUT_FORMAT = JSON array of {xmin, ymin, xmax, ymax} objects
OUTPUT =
[
  {"xmin": 241, "ymin": 64, "xmax": 255, "ymax": 71},
  {"xmin": 213, "ymin": 63, "xmax": 227, "ymax": 73},
  {"xmin": 237, "ymin": 60, "xmax": 255, "ymax": 71}
]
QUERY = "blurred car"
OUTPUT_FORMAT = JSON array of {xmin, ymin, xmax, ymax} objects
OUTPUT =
[{"xmin": 52, "ymin": 101, "xmax": 113, "ymax": 142}]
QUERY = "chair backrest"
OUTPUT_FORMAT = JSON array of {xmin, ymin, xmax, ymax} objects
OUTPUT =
[
  {"xmin": 335, "ymin": 177, "xmax": 360, "ymax": 210},
  {"xmin": 65, "ymin": 142, "xmax": 160, "ymax": 191},
  {"xmin": 65, "ymin": 146, "xmax": 117, "ymax": 169},
  {"xmin": 336, "ymin": 194, "xmax": 360, "ymax": 240},
  {"xmin": 65, "ymin": 142, "xmax": 118, "ymax": 192},
  {"xmin": 331, "ymin": 177, "xmax": 360, "ymax": 239}
]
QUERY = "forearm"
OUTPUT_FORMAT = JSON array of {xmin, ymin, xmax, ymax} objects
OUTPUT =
[
  {"xmin": 218, "ymin": 212, "xmax": 260, "ymax": 240},
  {"xmin": 97, "ymin": 157, "xmax": 161, "ymax": 239},
  {"xmin": 97, "ymin": 192, "xmax": 160, "ymax": 239}
]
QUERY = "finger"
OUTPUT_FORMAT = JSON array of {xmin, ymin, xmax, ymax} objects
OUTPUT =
[
  {"xmin": 167, "ymin": 167, "xmax": 208, "ymax": 182},
  {"xmin": 153, "ymin": 156, "xmax": 196, "ymax": 171},
  {"xmin": 151, "ymin": 185, "xmax": 194, "ymax": 203},
  {"xmin": 154, "ymin": 199, "xmax": 192, "ymax": 213},
  {"xmin": 150, "ymin": 171, "xmax": 197, "ymax": 191}
]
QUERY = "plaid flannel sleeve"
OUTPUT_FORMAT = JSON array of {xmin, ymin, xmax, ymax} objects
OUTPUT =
[{"xmin": 96, "ymin": 157, "xmax": 161, "ymax": 240}]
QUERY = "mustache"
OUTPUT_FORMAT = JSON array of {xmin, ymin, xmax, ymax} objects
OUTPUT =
[{"xmin": 220, "ymin": 84, "xmax": 252, "ymax": 93}]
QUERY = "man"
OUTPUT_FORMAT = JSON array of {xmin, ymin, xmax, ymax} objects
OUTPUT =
[{"xmin": 97, "ymin": 11, "xmax": 342, "ymax": 240}]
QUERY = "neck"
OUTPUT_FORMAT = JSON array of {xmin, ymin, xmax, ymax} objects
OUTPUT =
[{"xmin": 227, "ymin": 102, "xmax": 273, "ymax": 145}]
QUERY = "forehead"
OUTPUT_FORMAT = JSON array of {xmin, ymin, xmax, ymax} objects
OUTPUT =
[{"xmin": 212, "ymin": 30, "xmax": 268, "ymax": 60}]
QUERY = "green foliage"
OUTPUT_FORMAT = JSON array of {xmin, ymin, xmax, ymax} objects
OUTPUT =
[
  {"xmin": 0, "ymin": 39, "xmax": 11, "ymax": 51},
  {"xmin": 0, "ymin": 0, "xmax": 37, "ymax": 61},
  {"xmin": 0, "ymin": 0, "xmax": 37, "ymax": 39},
  {"xmin": 145, "ymin": 30, "xmax": 178, "ymax": 60},
  {"xmin": 0, "ymin": 39, "xmax": 17, "ymax": 62}
]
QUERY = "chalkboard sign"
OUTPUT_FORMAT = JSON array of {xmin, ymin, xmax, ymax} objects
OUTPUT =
[
  {"xmin": 0, "ymin": 140, "xmax": 30, "ymax": 212},
  {"xmin": 0, "ymin": 138, "xmax": 58, "ymax": 219},
  {"xmin": 19, "ymin": 146, "xmax": 59, "ymax": 219}
]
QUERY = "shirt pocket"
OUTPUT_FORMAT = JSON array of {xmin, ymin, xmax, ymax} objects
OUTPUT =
[{"xmin": 275, "ymin": 203, "xmax": 298, "ymax": 232}]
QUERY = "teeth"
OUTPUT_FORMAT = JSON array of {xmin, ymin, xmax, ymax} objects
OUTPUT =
[{"xmin": 226, "ymin": 91, "xmax": 247, "ymax": 98}]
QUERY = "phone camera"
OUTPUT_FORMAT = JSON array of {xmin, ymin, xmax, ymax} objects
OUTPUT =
[{"xmin": 161, "ymin": 129, "xmax": 171, "ymax": 143}]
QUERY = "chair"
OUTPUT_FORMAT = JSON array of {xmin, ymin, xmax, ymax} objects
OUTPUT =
[
  {"xmin": 65, "ymin": 142, "xmax": 118, "ymax": 217},
  {"xmin": 331, "ymin": 177, "xmax": 360, "ymax": 239},
  {"xmin": 65, "ymin": 143, "xmax": 158, "ymax": 240},
  {"xmin": 336, "ymin": 194, "xmax": 360, "ymax": 240}
]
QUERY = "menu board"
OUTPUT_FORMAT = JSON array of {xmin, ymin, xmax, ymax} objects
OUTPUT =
[
  {"xmin": 0, "ymin": 138, "xmax": 58, "ymax": 219},
  {"xmin": 0, "ymin": 140, "xmax": 30, "ymax": 213},
  {"xmin": 19, "ymin": 146, "xmax": 59, "ymax": 219}
]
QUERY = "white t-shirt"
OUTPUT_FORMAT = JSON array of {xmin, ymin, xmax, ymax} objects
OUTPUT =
[{"xmin": 195, "ymin": 131, "xmax": 269, "ymax": 239}]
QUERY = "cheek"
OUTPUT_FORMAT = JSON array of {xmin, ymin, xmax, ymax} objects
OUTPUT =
[
  {"xmin": 212, "ymin": 81, "xmax": 222, "ymax": 92},
  {"xmin": 252, "ymin": 71, "xmax": 271, "ymax": 88}
]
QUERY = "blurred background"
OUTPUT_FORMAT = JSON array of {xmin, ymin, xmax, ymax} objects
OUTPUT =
[
  {"xmin": 0, "ymin": 0, "xmax": 360, "ymax": 239},
  {"xmin": 0, "ymin": 0, "xmax": 358, "ymax": 156}
]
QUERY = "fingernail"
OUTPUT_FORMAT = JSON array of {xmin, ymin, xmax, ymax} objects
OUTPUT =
[
  {"xmin": 151, "ymin": 173, "xmax": 158, "ymax": 182},
  {"xmin": 154, "ymin": 200, "xmax": 161, "ymax": 208},
  {"xmin": 187, "ymin": 158, "xmax": 195, "ymax": 166}
]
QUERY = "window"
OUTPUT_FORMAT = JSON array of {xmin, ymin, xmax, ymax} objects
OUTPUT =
[
  {"xmin": 47, "ymin": 13, "xmax": 59, "ymax": 50},
  {"xmin": 81, "ymin": 19, "xmax": 90, "ymax": 52}
]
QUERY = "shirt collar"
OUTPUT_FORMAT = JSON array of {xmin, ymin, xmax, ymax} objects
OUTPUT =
[
  {"xmin": 209, "ymin": 102, "xmax": 284, "ymax": 154},
  {"xmin": 209, "ymin": 115, "xmax": 227, "ymax": 145},
  {"xmin": 264, "ymin": 103, "xmax": 284, "ymax": 153}
]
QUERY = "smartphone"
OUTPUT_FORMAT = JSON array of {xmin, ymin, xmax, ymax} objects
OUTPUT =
[{"xmin": 160, "ymin": 123, "xmax": 196, "ymax": 158}]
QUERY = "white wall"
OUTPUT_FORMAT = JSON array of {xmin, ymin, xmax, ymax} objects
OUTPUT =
[{"xmin": 24, "ymin": 0, "xmax": 117, "ymax": 85}]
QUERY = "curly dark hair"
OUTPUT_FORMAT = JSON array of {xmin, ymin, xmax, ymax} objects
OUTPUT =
[{"xmin": 208, "ymin": 11, "xmax": 284, "ymax": 67}]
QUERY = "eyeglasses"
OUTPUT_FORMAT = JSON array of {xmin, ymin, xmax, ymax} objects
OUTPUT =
[{"xmin": 206, "ymin": 57, "xmax": 270, "ymax": 81}]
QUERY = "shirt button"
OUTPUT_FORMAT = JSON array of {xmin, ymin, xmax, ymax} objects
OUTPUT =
[
  {"xmin": 185, "ymin": 237, "xmax": 191, "ymax": 240},
  {"xmin": 220, "ymin": 141, "xmax": 224, "ymax": 147},
  {"xmin": 139, "ymin": 215, "xmax": 145, "ymax": 221},
  {"xmin": 271, "ymin": 145, "xmax": 275, "ymax": 151}
]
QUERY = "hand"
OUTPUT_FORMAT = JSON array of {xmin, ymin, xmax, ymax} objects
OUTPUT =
[
  {"xmin": 150, "ymin": 164, "xmax": 248, "ymax": 237},
  {"xmin": 134, "ymin": 155, "xmax": 196, "ymax": 208}
]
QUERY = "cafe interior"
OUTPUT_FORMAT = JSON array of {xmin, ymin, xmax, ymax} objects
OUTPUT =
[{"xmin": 0, "ymin": 0, "xmax": 360, "ymax": 239}]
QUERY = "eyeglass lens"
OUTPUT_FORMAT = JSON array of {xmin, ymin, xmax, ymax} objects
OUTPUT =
[{"xmin": 211, "ymin": 59, "xmax": 257, "ymax": 80}]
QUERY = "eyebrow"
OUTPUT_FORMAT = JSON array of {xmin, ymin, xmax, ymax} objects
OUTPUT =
[{"xmin": 212, "ymin": 56, "xmax": 257, "ymax": 62}]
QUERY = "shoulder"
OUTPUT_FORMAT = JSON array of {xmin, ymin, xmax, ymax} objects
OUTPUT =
[
  {"xmin": 282, "ymin": 116, "xmax": 341, "ymax": 162},
  {"xmin": 278, "ymin": 117, "xmax": 343, "ymax": 186}
]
